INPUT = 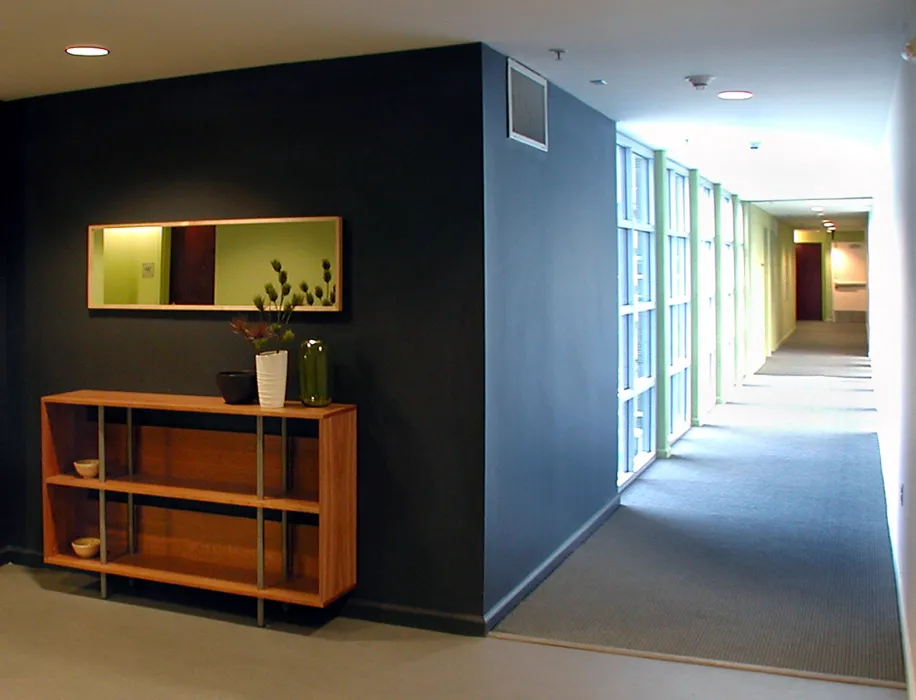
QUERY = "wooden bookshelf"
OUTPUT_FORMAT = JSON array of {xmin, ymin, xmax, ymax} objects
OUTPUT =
[{"xmin": 41, "ymin": 390, "xmax": 356, "ymax": 626}]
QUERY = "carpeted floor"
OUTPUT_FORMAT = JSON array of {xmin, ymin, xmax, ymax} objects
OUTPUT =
[
  {"xmin": 0, "ymin": 565, "xmax": 906, "ymax": 700},
  {"xmin": 495, "ymin": 322, "xmax": 905, "ymax": 684}
]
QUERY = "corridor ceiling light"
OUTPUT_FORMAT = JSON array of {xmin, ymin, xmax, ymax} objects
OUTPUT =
[
  {"xmin": 65, "ymin": 45, "xmax": 109, "ymax": 57},
  {"xmin": 811, "ymin": 206, "xmax": 824, "ymax": 212},
  {"xmin": 717, "ymin": 90, "xmax": 754, "ymax": 101}
]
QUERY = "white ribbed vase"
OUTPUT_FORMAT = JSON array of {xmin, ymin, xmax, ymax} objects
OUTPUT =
[{"xmin": 255, "ymin": 350, "xmax": 288, "ymax": 409}]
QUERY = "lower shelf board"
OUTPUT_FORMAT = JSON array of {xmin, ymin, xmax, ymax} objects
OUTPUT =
[
  {"xmin": 45, "ymin": 552, "xmax": 321, "ymax": 606},
  {"xmin": 261, "ymin": 578, "xmax": 323, "ymax": 606}
]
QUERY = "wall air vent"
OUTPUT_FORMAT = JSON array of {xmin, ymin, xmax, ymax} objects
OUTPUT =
[{"xmin": 507, "ymin": 58, "xmax": 548, "ymax": 152}]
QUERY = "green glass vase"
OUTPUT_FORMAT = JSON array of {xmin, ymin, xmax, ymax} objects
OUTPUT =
[{"xmin": 299, "ymin": 339, "xmax": 331, "ymax": 407}]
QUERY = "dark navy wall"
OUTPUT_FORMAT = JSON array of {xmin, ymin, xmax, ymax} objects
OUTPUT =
[
  {"xmin": 5, "ymin": 45, "xmax": 487, "ymax": 621},
  {"xmin": 0, "ymin": 101, "xmax": 12, "ymax": 559},
  {"xmin": 480, "ymin": 46, "xmax": 619, "ymax": 617}
]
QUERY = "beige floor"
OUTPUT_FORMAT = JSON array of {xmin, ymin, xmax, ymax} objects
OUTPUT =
[{"xmin": 0, "ymin": 564, "xmax": 906, "ymax": 700}]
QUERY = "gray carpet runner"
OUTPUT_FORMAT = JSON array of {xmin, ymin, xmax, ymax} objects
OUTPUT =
[{"xmin": 495, "ymin": 322, "xmax": 904, "ymax": 683}]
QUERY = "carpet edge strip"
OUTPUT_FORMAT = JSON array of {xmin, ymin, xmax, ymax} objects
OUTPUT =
[{"xmin": 488, "ymin": 631, "xmax": 908, "ymax": 690}]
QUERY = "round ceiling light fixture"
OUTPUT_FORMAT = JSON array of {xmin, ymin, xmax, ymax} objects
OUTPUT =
[
  {"xmin": 903, "ymin": 37, "xmax": 916, "ymax": 63},
  {"xmin": 811, "ymin": 206, "xmax": 824, "ymax": 212},
  {"xmin": 717, "ymin": 90, "xmax": 753, "ymax": 101},
  {"xmin": 66, "ymin": 45, "xmax": 109, "ymax": 57}
]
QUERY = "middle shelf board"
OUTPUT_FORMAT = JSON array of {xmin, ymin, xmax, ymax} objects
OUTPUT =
[{"xmin": 46, "ymin": 473, "xmax": 320, "ymax": 514}]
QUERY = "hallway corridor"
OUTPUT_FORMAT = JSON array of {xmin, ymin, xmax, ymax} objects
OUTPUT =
[{"xmin": 496, "ymin": 322, "xmax": 904, "ymax": 686}]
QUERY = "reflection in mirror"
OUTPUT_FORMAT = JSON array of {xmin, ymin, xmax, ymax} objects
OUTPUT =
[{"xmin": 88, "ymin": 216, "xmax": 342, "ymax": 311}]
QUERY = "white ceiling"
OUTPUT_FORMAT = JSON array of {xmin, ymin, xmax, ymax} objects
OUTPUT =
[
  {"xmin": 754, "ymin": 198, "xmax": 872, "ymax": 231},
  {"xmin": 1, "ymin": 0, "xmax": 912, "ymax": 204}
]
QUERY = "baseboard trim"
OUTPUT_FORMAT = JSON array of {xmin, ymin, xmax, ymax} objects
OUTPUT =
[
  {"xmin": 483, "ymin": 495, "xmax": 621, "ymax": 631},
  {"xmin": 890, "ymin": 549, "xmax": 914, "ymax": 699},
  {"xmin": 618, "ymin": 458, "xmax": 657, "ymax": 495},
  {"xmin": 490, "ymin": 632, "xmax": 907, "ymax": 690},
  {"xmin": 774, "ymin": 326, "xmax": 796, "ymax": 353},
  {"xmin": 3, "ymin": 547, "xmax": 44, "ymax": 568},
  {"xmin": 342, "ymin": 598, "xmax": 487, "ymax": 636},
  {"xmin": 901, "ymin": 597, "xmax": 914, "ymax": 700}
]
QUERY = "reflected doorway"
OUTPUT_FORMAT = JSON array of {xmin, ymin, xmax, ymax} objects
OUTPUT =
[{"xmin": 795, "ymin": 242, "xmax": 823, "ymax": 321}]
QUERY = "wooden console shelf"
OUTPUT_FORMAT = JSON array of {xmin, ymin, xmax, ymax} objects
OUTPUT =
[{"xmin": 41, "ymin": 390, "xmax": 356, "ymax": 626}]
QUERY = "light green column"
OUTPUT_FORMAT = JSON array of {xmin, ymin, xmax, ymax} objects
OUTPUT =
[
  {"xmin": 823, "ymin": 236, "xmax": 834, "ymax": 322},
  {"xmin": 733, "ymin": 198, "xmax": 744, "ymax": 383},
  {"xmin": 741, "ymin": 201, "xmax": 754, "ymax": 378},
  {"xmin": 654, "ymin": 151, "xmax": 670, "ymax": 458},
  {"xmin": 764, "ymin": 227, "xmax": 773, "ymax": 354},
  {"xmin": 688, "ymin": 170, "xmax": 702, "ymax": 427},
  {"xmin": 713, "ymin": 184, "xmax": 725, "ymax": 404}
]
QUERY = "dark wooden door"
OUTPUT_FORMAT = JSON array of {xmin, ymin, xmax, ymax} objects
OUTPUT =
[
  {"xmin": 169, "ymin": 225, "xmax": 216, "ymax": 305},
  {"xmin": 795, "ymin": 243, "xmax": 823, "ymax": 321}
]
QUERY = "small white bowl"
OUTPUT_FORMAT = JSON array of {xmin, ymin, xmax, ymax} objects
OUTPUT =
[
  {"xmin": 71, "ymin": 537, "xmax": 101, "ymax": 559},
  {"xmin": 73, "ymin": 459, "xmax": 99, "ymax": 479}
]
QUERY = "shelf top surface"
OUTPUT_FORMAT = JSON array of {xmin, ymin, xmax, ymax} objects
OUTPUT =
[{"xmin": 42, "ymin": 390, "xmax": 354, "ymax": 419}]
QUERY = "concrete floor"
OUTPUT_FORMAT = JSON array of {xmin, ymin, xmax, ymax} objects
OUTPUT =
[{"xmin": 0, "ymin": 564, "xmax": 905, "ymax": 700}]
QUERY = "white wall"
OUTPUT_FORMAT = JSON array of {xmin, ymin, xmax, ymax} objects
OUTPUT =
[
  {"xmin": 870, "ymin": 52, "xmax": 916, "ymax": 692},
  {"xmin": 832, "ymin": 241, "xmax": 868, "ymax": 313}
]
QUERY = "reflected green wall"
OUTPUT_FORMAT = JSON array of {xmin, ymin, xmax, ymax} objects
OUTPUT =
[
  {"xmin": 91, "ymin": 229, "xmax": 105, "ymax": 303},
  {"xmin": 835, "ymin": 230, "xmax": 866, "ymax": 242},
  {"xmin": 745, "ymin": 204, "xmax": 796, "ymax": 371},
  {"xmin": 745, "ymin": 205, "xmax": 773, "ymax": 372},
  {"xmin": 794, "ymin": 229, "xmax": 833, "ymax": 321},
  {"xmin": 101, "ymin": 226, "xmax": 169, "ymax": 305},
  {"xmin": 213, "ymin": 221, "xmax": 338, "ymax": 306},
  {"xmin": 772, "ymin": 222, "xmax": 797, "ymax": 349}
]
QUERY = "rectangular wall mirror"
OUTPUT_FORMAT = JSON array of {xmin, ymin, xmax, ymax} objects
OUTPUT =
[{"xmin": 88, "ymin": 216, "xmax": 342, "ymax": 311}]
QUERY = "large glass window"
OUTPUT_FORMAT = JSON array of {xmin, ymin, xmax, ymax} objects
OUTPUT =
[
  {"xmin": 618, "ymin": 138, "xmax": 656, "ymax": 485},
  {"xmin": 697, "ymin": 181, "xmax": 716, "ymax": 419},
  {"xmin": 720, "ymin": 193, "xmax": 736, "ymax": 397},
  {"xmin": 666, "ymin": 165, "xmax": 691, "ymax": 441}
]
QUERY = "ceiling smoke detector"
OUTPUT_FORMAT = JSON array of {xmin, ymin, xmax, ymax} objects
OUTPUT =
[{"xmin": 685, "ymin": 75, "xmax": 715, "ymax": 91}]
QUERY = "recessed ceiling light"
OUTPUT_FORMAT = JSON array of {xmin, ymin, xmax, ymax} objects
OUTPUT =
[
  {"xmin": 66, "ymin": 45, "xmax": 109, "ymax": 57},
  {"xmin": 811, "ymin": 206, "xmax": 824, "ymax": 212},
  {"xmin": 717, "ymin": 90, "xmax": 753, "ymax": 101},
  {"xmin": 590, "ymin": 79, "xmax": 607, "ymax": 86}
]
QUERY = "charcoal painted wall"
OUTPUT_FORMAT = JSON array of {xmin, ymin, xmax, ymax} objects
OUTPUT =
[
  {"xmin": 1, "ymin": 101, "xmax": 12, "ymax": 556},
  {"xmin": 480, "ymin": 46, "xmax": 619, "ymax": 617},
  {"xmin": 5, "ymin": 44, "xmax": 487, "ymax": 621}
]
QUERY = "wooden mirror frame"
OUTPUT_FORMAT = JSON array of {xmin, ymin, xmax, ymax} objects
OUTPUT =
[{"xmin": 87, "ymin": 216, "xmax": 343, "ymax": 312}]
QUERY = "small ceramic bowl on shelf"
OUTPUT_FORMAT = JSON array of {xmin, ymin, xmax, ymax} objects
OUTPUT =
[
  {"xmin": 73, "ymin": 459, "xmax": 99, "ymax": 479},
  {"xmin": 71, "ymin": 537, "xmax": 101, "ymax": 559}
]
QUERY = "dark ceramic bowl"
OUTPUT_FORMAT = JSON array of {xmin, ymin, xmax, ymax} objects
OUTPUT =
[{"xmin": 216, "ymin": 370, "xmax": 258, "ymax": 405}]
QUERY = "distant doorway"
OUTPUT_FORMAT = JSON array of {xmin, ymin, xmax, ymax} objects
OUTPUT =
[{"xmin": 795, "ymin": 243, "xmax": 823, "ymax": 321}]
